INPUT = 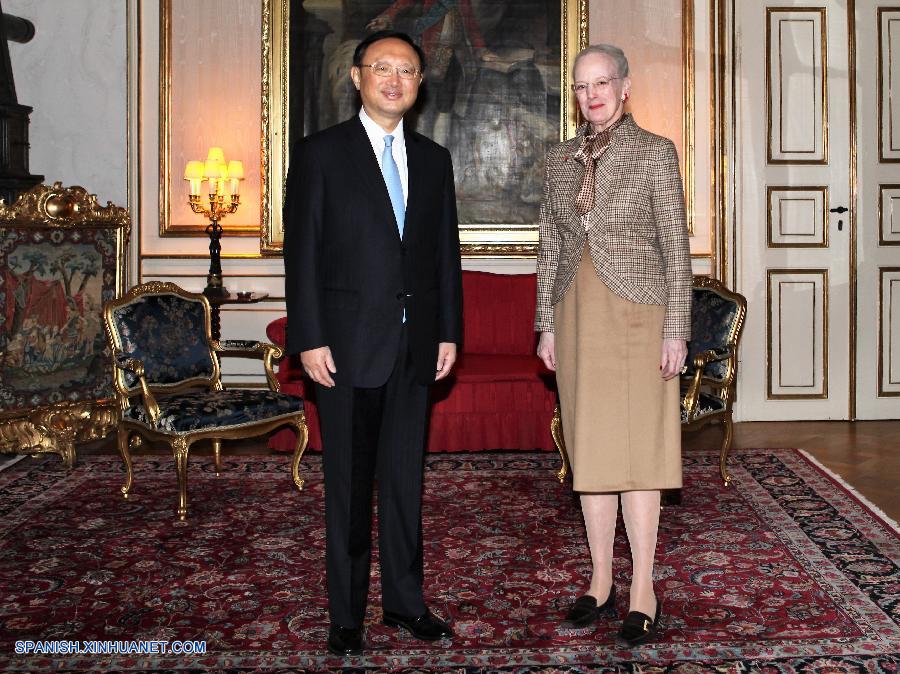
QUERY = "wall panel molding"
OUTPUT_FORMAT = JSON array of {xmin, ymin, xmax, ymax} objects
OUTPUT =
[
  {"xmin": 878, "ymin": 267, "xmax": 900, "ymax": 396},
  {"xmin": 766, "ymin": 7, "xmax": 828, "ymax": 164},
  {"xmin": 767, "ymin": 185, "xmax": 828, "ymax": 247},
  {"xmin": 767, "ymin": 268, "xmax": 829, "ymax": 399}
]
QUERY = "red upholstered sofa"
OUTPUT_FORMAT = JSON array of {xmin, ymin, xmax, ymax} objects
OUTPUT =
[{"xmin": 266, "ymin": 271, "xmax": 558, "ymax": 452}]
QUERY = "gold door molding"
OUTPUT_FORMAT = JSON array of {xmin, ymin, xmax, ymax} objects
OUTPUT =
[
  {"xmin": 878, "ymin": 184, "xmax": 900, "ymax": 245},
  {"xmin": 767, "ymin": 268, "xmax": 829, "ymax": 399},
  {"xmin": 878, "ymin": 7, "xmax": 900, "ymax": 162},
  {"xmin": 878, "ymin": 267, "xmax": 900, "ymax": 396},
  {"xmin": 767, "ymin": 185, "xmax": 829, "ymax": 247},
  {"xmin": 766, "ymin": 7, "xmax": 828, "ymax": 165}
]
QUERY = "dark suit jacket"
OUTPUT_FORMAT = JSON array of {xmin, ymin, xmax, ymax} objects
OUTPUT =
[{"xmin": 283, "ymin": 116, "xmax": 463, "ymax": 388}]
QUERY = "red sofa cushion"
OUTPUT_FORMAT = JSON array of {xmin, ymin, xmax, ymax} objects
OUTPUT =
[
  {"xmin": 267, "ymin": 271, "xmax": 557, "ymax": 453},
  {"xmin": 462, "ymin": 271, "xmax": 538, "ymax": 356},
  {"xmin": 453, "ymin": 353, "xmax": 553, "ymax": 383}
]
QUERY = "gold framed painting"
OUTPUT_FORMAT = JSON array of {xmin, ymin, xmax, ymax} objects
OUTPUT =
[
  {"xmin": 261, "ymin": 0, "xmax": 588, "ymax": 256},
  {"xmin": 159, "ymin": 0, "xmax": 263, "ymax": 237}
]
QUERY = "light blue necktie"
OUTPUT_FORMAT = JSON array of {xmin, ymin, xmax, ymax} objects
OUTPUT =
[{"xmin": 382, "ymin": 135, "xmax": 405, "ymax": 238}]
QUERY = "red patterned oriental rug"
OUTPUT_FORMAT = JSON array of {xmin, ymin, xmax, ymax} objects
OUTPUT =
[{"xmin": 0, "ymin": 449, "xmax": 897, "ymax": 673}]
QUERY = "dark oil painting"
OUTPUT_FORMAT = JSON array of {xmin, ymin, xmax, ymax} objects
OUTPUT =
[{"xmin": 290, "ymin": 0, "xmax": 561, "ymax": 226}]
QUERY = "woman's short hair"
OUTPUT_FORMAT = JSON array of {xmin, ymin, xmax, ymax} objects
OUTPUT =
[{"xmin": 573, "ymin": 44, "xmax": 629, "ymax": 79}]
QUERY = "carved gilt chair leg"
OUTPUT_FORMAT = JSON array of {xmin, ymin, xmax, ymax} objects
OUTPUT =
[
  {"xmin": 551, "ymin": 404, "xmax": 569, "ymax": 483},
  {"xmin": 719, "ymin": 413, "xmax": 734, "ymax": 487},
  {"xmin": 291, "ymin": 416, "xmax": 309, "ymax": 491},
  {"xmin": 212, "ymin": 438, "xmax": 222, "ymax": 476},
  {"xmin": 172, "ymin": 436, "xmax": 191, "ymax": 521},
  {"xmin": 58, "ymin": 441, "xmax": 76, "ymax": 470},
  {"xmin": 117, "ymin": 427, "xmax": 134, "ymax": 499}
]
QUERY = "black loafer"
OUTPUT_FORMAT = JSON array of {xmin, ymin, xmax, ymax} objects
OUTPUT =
[
  {"xmin": 327, "ymin": 624, "xmax": 364, "ymax": 656},
  {"xmin": 617, "ymin": 598, "xmax": 662, "ymax": 646},
  {"xmin": 562, "ymin": 585, "xmax": 617, "ymax": 628},
  {"xmin": 382, "ymin": 608, "xmax": 454, "ymax": 641}
]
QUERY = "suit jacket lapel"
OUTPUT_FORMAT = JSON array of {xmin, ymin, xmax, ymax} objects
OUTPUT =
[
  {"xmin": 342, "ymin": 117, "xmax": 399, "ymax": 239},
  {"xmin": 404, "ymin": 127, "xmax": 424, "ymax": 242}
]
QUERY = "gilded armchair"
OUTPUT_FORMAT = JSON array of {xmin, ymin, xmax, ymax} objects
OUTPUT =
[
  {"xmin": 680, "ymin": 276, "xmax": 747, "ymax": 485},
  {"xmin": 103, "ymin": 282, "xmax": 308, "ymax": 520},
  {"xmin": 551, "ymin": 276, "xmax": 747, "ymax": 487}
]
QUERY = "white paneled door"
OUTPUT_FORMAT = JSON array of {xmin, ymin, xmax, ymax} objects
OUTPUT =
[
  {"xmin": 856, "ymin": 3, "xmax": 900, "ymax": 418},
  {"xmin": 735, "ymin": 1, "xmax": 853, "ymax": 419}
]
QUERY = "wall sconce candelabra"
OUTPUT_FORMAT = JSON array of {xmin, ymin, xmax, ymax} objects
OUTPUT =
[{"xmin": 184, "ymin": 147, "xmax": 244, "ymax": 299}]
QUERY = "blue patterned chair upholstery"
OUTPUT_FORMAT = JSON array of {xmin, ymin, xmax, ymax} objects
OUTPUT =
[
  {"xmin": 103, "ymin": 282, "xmax": 308, "ymax": 520},
  {"xmin": 680, "ymin": 276, "xmax": 747, "ymax": 485},
  {"xmin": 550, "ymin": 276, "xmax": 747, "ymax": 486}
]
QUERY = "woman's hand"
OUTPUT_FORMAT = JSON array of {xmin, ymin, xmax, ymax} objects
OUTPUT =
[
  {"xmin": 537, "ymin": 331, "xmax": 556, "ymax": 371},
  {"xmin": 660, "ymin": 338, "xmax": 687, "ymax": 380}
]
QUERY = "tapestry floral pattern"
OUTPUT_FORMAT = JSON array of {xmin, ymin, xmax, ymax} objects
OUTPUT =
[{"xmin": 0, "ymin": 227, "xmax": 117, "ymax": 410}]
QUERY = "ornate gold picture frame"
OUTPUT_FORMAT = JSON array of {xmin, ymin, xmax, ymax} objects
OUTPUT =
[
  {"xmin": 159, "ymin": 0, "xmax": 263, "ymax": 237},
  {"xmin": 260, "ymin": 0, "xmax": 588, "ymax": 257}
]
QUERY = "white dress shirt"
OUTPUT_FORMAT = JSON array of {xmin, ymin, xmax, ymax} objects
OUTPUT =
[{"xmin": 359, "ymin": 107, "xmax": 409, "ymax": 207}]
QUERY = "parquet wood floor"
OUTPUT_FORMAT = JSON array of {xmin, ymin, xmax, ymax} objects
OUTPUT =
[{"xmin": 684, "ymin": 421, "xmax": 900, "ymax": 522}]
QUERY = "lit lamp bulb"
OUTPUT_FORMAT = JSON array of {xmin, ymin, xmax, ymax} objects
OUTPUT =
[
  {"xmin": 217, "ymin": 163, "xmax": 229, "ymax": 197},
  {"xmin": 227, "ymin": 160, "xmax": 244, "ymax": 196},
  {"xmin": 183, "ymin": 160, "xmax": 205, "ymax": 196},
  {"xmin": 204, "ymin": 159, "xmax": 222, "ymax": 196}
]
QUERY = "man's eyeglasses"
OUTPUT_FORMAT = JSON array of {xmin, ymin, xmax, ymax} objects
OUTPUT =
[
  {"xmin": 571, "ymin": 77, "xmax": 621, "ymax": 94},
  {"xmin": 360, "ymin": 63, "xmax": 422, "ymax": 79}
]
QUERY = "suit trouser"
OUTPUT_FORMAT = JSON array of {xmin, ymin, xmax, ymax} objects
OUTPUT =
[{"xmin": 315, "ymin": 326, "xmax": 429, "ymax": 628}]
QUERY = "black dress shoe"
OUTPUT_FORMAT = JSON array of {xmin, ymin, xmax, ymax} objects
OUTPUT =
[
  {"xmin": 562, "ymin": 585, "xmax": 617, "ymax": 628},
  {"xmin": 617, "ymin": 598, "xmax": 662, "ymax": 646},
  {"xmin": 327, "ymin": 624, "xmax": 364, "ymax": 656},
  {"xmin": 382, "ymin": 608, "xmax": 454, "ymax": 641}
]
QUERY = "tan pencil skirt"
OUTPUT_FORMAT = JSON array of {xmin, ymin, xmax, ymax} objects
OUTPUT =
[{"xmin": 554, "ymin": 248, "xmax": 682, "ymax": 492}]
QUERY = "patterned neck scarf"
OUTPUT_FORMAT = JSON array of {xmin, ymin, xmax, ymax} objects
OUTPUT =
[{"xmin": 573, "ymin": 115, "xmax": 627, "ymax": 215}]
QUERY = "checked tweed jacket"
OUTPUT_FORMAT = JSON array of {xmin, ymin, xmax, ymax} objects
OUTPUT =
[{"xmin": 534, "ymin": 114, "xmax": 692, "ymax": 340}]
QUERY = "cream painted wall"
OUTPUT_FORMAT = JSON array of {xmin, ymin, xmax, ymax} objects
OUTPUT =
[{"xmin": 5, "ymin": 0, "xmax": 128, "ymax": 206}]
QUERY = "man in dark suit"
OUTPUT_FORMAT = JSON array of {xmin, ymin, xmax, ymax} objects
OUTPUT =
[{"xmin": 283, "ymin": 30, "xmax": 463, "ymax": 657}]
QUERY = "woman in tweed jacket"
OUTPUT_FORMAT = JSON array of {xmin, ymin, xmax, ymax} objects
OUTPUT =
[{"xmin": 534, "ymin": 44, "xmax": 691, "ymax": 646}]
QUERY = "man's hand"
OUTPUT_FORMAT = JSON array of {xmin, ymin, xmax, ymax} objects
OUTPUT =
[
  {"xmin": 660, "ymin": 338, "xmax": 688, "ymax": 380},
  {"xmin": 435, "ymin": 342, "xmax": 457, "ymax": 381},
  {"xmin": 301, "ymin": 346, "xmax": 337, "ymax": 388},
  {"xmin": 537, "ymin": 331, "xmax": 556, "ymax": 371}
]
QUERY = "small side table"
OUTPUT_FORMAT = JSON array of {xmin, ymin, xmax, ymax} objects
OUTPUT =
[{"xmin": 206, "ymin": 292, "xmax": 269, "ymax": 341}]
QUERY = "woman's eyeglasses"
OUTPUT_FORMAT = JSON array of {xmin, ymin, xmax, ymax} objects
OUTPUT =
[{"xmin": 571, "ymin": 77, "xmax": 621, "ymax": 94}]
